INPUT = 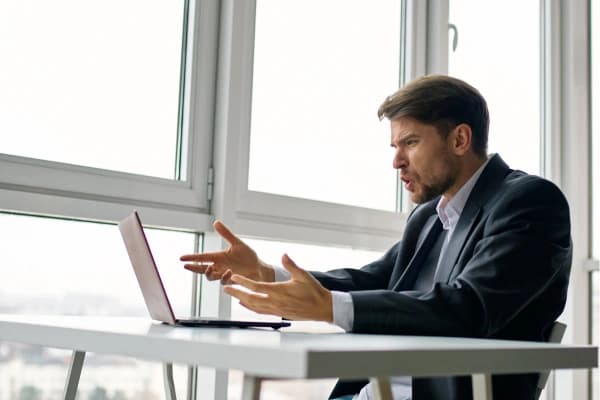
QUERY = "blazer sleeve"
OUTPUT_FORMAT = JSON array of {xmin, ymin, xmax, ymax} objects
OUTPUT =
[
  {"xmin": 311, "ymin": 202, "xmax": 429, "ymax": 292},
  {"xmin": 311, "ymin": 241, "xmax": 402, "ymax": 292},
  {"xmin": 348, "ymin": 177, "xmax": 572, "ymax": 338}
]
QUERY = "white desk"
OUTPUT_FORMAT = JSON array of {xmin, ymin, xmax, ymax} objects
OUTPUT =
[{"xmin": 0, "ymin": 314, "xmax": 597, "ymax": 400}]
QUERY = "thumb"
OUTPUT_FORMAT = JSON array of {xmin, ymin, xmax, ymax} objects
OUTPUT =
[{"xmin": 281, "ymin": 254, "xmax": 305, "ymax": 279}]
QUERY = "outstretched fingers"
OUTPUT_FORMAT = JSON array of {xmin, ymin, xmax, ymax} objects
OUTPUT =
[
  {"xmin": 224, "ymin": 285, "xmax": 273, "ymax": 314},
  {"xmin": 180, "ymin": 250, "xmax": 227, "ymax": 280},
  {"xmin": 180, "ymin": 250, "xmax": 224, "ymax": 264},
  {"xmin": 229, "ymin": 274, "xmax": 272, "ymax": 293},
  {"xmin": 183, "ymin": 264, "xmax": 210, "ymax": 274},
  {"xmin": 183, "ymin": 261, "xmax": 227, "ymax": 281},
  {"xmin": 213, "ymin": 220, "xmax": 243, "ymax": 246}
]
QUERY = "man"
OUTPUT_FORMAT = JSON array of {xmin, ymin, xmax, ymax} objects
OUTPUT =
[{"xmin": 181, "ymin": 75, "xmax": 572, "ymax": 400}]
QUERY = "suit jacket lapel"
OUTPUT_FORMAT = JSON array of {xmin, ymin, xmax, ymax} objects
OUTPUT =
[
  {"xmin": 392, "ymin": 215, "xmax": 442, "ymax": 291},
  {"xmin": 434, "ymin": 154, "xmax": 511, "ymax": 283}
]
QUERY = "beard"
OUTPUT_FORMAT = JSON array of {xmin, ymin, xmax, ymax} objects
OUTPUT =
[
  {"xmin": 410, "ymin": 173, "xmax": 456, "ymax": 204},
  {"xmin": 409, "ymin": 150, "xmax": 458, "ymax": 204}
]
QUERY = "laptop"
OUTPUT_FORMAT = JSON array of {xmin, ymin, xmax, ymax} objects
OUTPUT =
[{"xmin": 118, "ymin": 210, "xmax": 290, "ymax": 330}]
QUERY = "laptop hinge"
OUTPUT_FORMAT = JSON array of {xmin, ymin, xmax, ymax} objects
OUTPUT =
[{"xmin": 207, "ymin": 166, "xmax": 214, "ymax": 201}]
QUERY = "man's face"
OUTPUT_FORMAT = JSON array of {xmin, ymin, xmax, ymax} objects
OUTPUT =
[{"xmin": 390, "ymin": 117, "xmax": 458, "ymax": 204}]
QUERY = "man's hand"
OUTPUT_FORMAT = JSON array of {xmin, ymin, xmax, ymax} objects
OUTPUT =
[
  {"xmin": 180, "ymin": 220, "xmax": 274, "ymax": 283},
  {"xmin": 224, "ymin": 254, "xmax": 333, "ymax": 322}
]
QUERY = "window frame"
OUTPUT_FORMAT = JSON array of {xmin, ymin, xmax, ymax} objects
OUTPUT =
[
  {"xmin": 429, "ymin": 1, "xmax": 593, "ymax": 399},
  {"xmin": 544, "ymin": 1, "xmax": 592, "ymax": 399},
  {"xmin": 212, "ymin": 0, "xmax": 412, "ymax": 251},
  {"xmin": 0, "ymin": 0, "xmax": 217, "ymax": 231},
  {"xmin": 591, "ymin": 1, "xmax": 600, "ymax": 399}
]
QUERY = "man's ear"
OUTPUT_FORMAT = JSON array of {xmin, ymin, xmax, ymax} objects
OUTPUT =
[{"xmin": 449, "ymin": 123, "xmax": 472, "ymax": 156}]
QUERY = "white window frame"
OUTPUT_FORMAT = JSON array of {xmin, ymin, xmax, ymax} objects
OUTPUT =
[
  {"xmin": 430, "ymin": 1, "xmax": 593, "ymax": 399},
  {"xmin": 0, "ymin": 0, "xmax": 217, "ymax": 232},
  {"xmin": 547, "ymin": 1, "xmax": 592, "ymax": 399},
  {"xmin": 212, "ymin": 0, "xmax": 416, "ymax": 252}
]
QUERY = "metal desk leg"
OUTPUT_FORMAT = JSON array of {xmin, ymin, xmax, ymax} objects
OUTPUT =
[
  {"xmin": 241, "ymin": 375, "xmax": 262, "ymax": 400},
  {"xmin": 163, "ymin": 363, "xmax": 177, "ymax": 400},
  {"xmin": 369, "ymin": 377, "xmax": 393, "ymax": 400},
  {"xmin": 472, "ymin": 373, "xmax": 493, "ymax": 400},
  {"xmin": 186, "ymin": 365, "xmax": 198, "ymax": 400},
  {"xmin": 63, "ymin": 350, "xmax": 85, "ymax": 400}
]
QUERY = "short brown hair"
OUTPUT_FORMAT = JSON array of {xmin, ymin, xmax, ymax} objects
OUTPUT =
[{"xmin": 378, "ymin": 75, "xmax": 489, "ymax": 157}]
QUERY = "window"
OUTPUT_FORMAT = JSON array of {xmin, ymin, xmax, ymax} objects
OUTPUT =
[
  {"xmin": 0, "ymin": 1, "xmax": 220, "ymax": 398},
  {"xmin": 0, "ymin": 0, "xmax": 184, "ymax": 179},
  {"xmin": 448, "ymin": 0, "xmax": 541, "ymax": 175},
  {"xmin": 216, "ymin": 0, "xmax": 406, "ymax": 251},
  {"xmin": 0, "ymin": 213, "xmax": 196, "ymax": 399},
  {"xmin": 0, "ymin": 0, "xmax": 216, "ymax": 229},
  {"xmin": 248, "ymin": 0, "xmax": 401, "ymax": 211}
]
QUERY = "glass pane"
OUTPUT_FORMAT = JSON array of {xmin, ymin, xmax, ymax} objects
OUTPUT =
[
  {"xmin": 592, "ymin": 0, "xmax": 600, "ymax": 398},
  {"xmin": 228, "ymin": 237, "xmax": 383, "ymax": 399},
  {"xmin": 448, "ymin": 0, "xmax": 540, "ymax": 175},
  {"xmin": 249, "ymin": 0, "xmax": 401, "ymax": 211},
  {"xmin": 0, "ymin": 213, "xmax": 196, "ymax": 399},
  {"xmin": 0, "ymin": 0, "xmax": 185, "ymax": 179}
]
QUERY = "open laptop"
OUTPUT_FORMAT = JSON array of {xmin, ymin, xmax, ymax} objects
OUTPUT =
[{"xmin": 118, "ymin": 210, "xmax": 290, "ymax": 330}]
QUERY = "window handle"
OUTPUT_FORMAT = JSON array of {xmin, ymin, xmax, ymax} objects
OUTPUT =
[{"xmin": 448, "ymin": 23, "xmax": 459, "ymax": 52}]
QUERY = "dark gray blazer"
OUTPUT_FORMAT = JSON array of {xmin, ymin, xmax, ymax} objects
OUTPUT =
[{"xmin": 314, "ymin": 155, "xmax": 572, "ymax": 400}]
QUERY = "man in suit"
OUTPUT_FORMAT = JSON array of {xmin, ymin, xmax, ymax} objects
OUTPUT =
[{"xmin": 181, "ymin": 75, "xmax": 572, "ymax": 400}]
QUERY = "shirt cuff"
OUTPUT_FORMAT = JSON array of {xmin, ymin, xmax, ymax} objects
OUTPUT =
[
  {"xmin": 272, "ymin": 265, "xmax": 291, "ymax": 282},
  {"xmin": 331, "ymin": 291, "xmax": 354, "ymax": 332}
]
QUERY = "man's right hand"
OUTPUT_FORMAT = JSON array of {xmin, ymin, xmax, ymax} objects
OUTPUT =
[{"xmin": 180, "ymin": 220, "xmax": 274, "ymax": 284}]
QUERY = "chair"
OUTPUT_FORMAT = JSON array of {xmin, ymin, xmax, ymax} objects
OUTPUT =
[{"xmin": 535, "ymin": 321, "xmax": 567, "ymax": 399}]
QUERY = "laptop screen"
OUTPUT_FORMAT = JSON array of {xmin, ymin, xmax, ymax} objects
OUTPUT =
[
  {"xmin": 118, "ymin": 211, "xmax": 177, "ymax": 324},
  {"xmin": 119, "ymin": 211, "xmax": 291, "ymax": 330}
]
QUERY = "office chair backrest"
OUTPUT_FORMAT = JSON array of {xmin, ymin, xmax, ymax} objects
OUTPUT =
[{"xmin": 535, "ymin": 321, "xmax": 567, "ymax": 399}]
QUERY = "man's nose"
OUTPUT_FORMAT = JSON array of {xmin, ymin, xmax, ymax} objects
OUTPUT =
[{"xmin": 393, "ymin": 149, "xmax": 407, "ymax": 170}]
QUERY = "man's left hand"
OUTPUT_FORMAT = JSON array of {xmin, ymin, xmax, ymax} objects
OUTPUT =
[{"xmin": 223, "ymin": 254, "xmax": 333, "ymax": 322}]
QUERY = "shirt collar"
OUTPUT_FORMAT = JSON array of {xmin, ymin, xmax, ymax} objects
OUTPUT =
[{"xmin": 436, "ymin": 155, "xmax": 493, "ymax": 231}]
